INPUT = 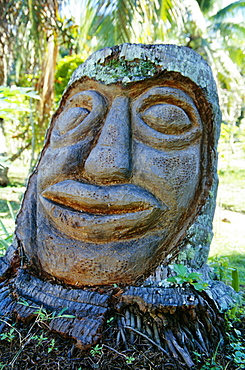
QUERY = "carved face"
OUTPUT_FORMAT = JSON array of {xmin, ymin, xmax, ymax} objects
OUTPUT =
[{"xmin": 30, "ymin": 76, "xmax": 204, "ymax": 286}]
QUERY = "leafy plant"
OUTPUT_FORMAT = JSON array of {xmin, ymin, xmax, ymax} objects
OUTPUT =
[
  {"xmin": 54, "ymin": 54, "xmax": 84, "ymax": 102},
  {"xmin": 167, "ymin": 264, "xmax": 209, "ymax": 291},
  {"xmin": 47, "ymin": 338, "xmax": 57, "ymax": 353},
  {"xmin": 90, "ymin": 344, "xmax": 103, "ymax": 357},
  {"xmin": 0, "ymin": 201, "xmax": 15, "ymax": 254},
  {"xmin": 0, "ymin": 220, "xmax": 14, "ymax": 255},
  {"xmin": 126, "ymin": 356, "xmax": 135, "ymax": 364},
  {"xmin": 106, "ymin": 316, "xmax": 114, "ymax": 324},
  {"xmin": 18, "ymin": 300, "xmax": 76, "ymax": 323},
  {"xmin": 0, "ymin": 327, "xmax": 15, "ymax": 342},
  {"xmin": 199, "ymin": 361, "xmax": 223, "ymax": 370},
  {"xmin": 31, "ymin": 333, "xmax": 48, "ymax": 346},
  {"xmin": 226, "ymin": 329, "xmax": 245, "ymax": 368},
  {"xmin": 209, "ymin": 256, "xmax": 240, "ymax": 291},
  {"xmin": 0, "ymin": 85, "xmax": 40, "ymax": 120}
]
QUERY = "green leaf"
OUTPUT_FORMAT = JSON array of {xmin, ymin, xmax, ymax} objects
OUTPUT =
[
  {"xmin": 57, "ymin": 307, "xmax": 68, "ymax": 316},
  {"xmin": 0, "ymin": 219, "xmax": 10, "ymax": 238},
  {"xmin": 188, "ymin": 272, "xmax": 202, "ymax": 280},
  {"xmin": 17, "ymin": 299, "xmax": 30, "ymax": 306},
  {"xmin": 192, "ymin": 282, "xmax": 208, "ymax": 291},
  {"xmin": 0, "ymin": 237, "xmax": 9, "ymax": 249},
  {"xmin": 7, "ymin": 201, "xmax": 15, "ymax": 221},
  {"xmin": 167, "ymin": 276, "xmax": 177, "ymax": 283},
  {"xmin": 173, "ymin": 264, "xmax": 187, "ymax": 276}
]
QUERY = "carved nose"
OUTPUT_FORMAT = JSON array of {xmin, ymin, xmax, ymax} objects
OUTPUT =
[{"xmin": 83, "ymin": 97, "xmax": 131, "ymax": 184}]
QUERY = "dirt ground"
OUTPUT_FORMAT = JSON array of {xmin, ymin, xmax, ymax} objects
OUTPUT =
[{"xmin": 0, "ymin": 316, "xmax": 243, "ymax": 370}]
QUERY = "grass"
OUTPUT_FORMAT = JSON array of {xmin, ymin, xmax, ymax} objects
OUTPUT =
[
  {"xmin": 208, "ymin": 143, "xmax": 245, "ymax": 290},
  {"xmin": 0, "ymin": 163, "xmax": 27, "ymax": 255}
]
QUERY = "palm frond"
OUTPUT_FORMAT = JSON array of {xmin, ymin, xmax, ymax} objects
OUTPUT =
[
  {"xmin": 213, "ymin": 21, "xmax": 245, "ymax": 38},
  {"xmin": 196, "ymin": 0, "xmax": 215, "ymax": 14},
  {"xmin": 212, "ymin": 1, "xmax": 245, "ymax": 22}
]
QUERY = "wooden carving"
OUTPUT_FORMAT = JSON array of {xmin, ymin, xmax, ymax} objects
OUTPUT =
[{"xmin": 0, "ymin": 44, "xmax": 237, "ymax": 366}]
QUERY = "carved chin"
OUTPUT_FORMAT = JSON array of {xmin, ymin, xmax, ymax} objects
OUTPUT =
[{"xmin": 40, "ymin": 180, "xmax": 167, "ymax": 242}]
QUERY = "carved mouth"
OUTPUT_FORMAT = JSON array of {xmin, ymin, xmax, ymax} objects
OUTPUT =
[{"xmin": 40, "ymin": 180, "xmax": 167, "ymax": 242}]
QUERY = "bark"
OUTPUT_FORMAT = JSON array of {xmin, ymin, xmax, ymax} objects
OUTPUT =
[{"xmin": 0, "ymin": 267, "xmax": 237, "ymax": 368}]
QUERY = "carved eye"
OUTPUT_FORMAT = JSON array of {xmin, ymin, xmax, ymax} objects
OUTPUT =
[
  {"xmin": 141, "ymin": 104, "xmax": 192, "ymax": 135},
  {"xmin": 56, "ymin": 107, "xmax": 90, "ymax": 135}
]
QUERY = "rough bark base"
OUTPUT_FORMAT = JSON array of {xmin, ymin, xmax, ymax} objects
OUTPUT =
[{"xmin": 0, "ymin": 269, "xmax": 232, "ymax": 368}]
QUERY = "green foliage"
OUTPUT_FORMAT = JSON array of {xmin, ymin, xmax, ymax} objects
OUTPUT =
[
  {"xmin": 196, "ymin": 0, "xmax": 215, "ymax": 14},
  {"xmin": 90, "ymin": 344, "xmax": 103, "ymax": 357},
  {"xmin": 0, "ymin": 201, "xmax": 15, "ymax": 253},
  {"xmin": 31, "ymin": 333, "xmax": 48, "ymax": 346},
  {"xmin": 0, "ymin": 85, "xmax": 41, "ymax": 170},
  {"xmin": 0, "ymin": 327, "xmax": 15, "ymax": 342},
  {"xmin": 227, "ymin": 329, "xmax": 245, "ymax": 367},
  {"xmin": 87, "ymin": 0, "xmax": 183, "ymax": 47},
  {"xmin": 208, "ymin": 255, "xmax": 244, "ymax": 319},
  {"xmin": 106, "ymin": 316, "xmax": 114, "ymax": 324},
  {"xmin": 0, "ymin": 220, "xmax": 13, "ymax": 253},
  {"xmin": 47, "ymin": 338, "xmax": 57, "ymax": 353},
  {"xmin": 167, "ymin": 264, "xmax": 209, "ymax": 291},
  {"xmin": 194, "ymin": 323, "xmax": 245, "ymax": 369},
  {"xmin": 208, "ymin": 256, "xmax": 241, "ymax": 290},
  {"xmin": 0, "ymin": 85, "xmax": 40, "ymax": 120},
  {"xmin": 199, "ymin": 361, "xmax": 223, "ymax": 370},
  {"xmin": 55, "ymin": 54, "xmax": 84, "ymax": 102},
  {"xmin": 125, "ymin": 356, "xmax": 135, "ymax": 364}
]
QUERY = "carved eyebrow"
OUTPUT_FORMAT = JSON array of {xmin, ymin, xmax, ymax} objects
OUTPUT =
[
  {"xmin": 135, "ymin": 87, "xmax": 197, "ymax": 112},
  {"xmin": 50, "ymin": 90, "xmax": 107, "ymax": 148}
]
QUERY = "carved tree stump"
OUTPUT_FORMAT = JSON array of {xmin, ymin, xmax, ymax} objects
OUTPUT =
[{"xmin": 0, "ymin": 44, "xmax": 238, "ymax": 368}]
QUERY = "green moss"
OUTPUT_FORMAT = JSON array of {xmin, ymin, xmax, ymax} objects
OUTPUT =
[{"xmin": 95, "ymin": 58, "xmax": 157, "ymax": 84}]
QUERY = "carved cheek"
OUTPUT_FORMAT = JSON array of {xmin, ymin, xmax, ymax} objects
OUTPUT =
[
  {"xmin": 37, "ymin": 138, "xmax": 94, "ymax": 193},
  {"xmin": 132, "ymin": 142, "xmax": 201, "ymax": 214}
]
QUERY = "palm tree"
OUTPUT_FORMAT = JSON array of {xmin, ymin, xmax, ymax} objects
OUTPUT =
[
  {"xmin": 0, "ymin": 0, "xmax": 61, "ymax": 172},
  {"xmin": 78, "ymin": 0, "xmax": 184, "ymax": 49},
  {"xmin": 207, "ymin": 1, "xmax": 245, "ymax": 149}
]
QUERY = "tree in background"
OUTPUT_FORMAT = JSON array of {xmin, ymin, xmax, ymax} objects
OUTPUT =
[
  {"xmin": 0, "ymin": 0, "xmax": 79, "ymax": 172},
  {"xmin": 0, "ymin": 0, "xmax": 59, "ymax": 172}
]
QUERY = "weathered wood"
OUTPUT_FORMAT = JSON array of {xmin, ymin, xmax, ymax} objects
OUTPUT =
[
  {"xmin": 0, "ymin": 269, "xmax": 113, "ymax": 348},
  {"xmin": 11, "ymin": 44, "xmax": 222, "ymax": 287},
  {"xmin": 0, "ymin": 268, "xmax": 237, "ymax": 367},
  {"xmin": 0, "ymin": 44, "xmax": 239, "ymax": 368},
  {"xmin": 110, "ymin": 283, "xmax": 230, "ymax": 368}
]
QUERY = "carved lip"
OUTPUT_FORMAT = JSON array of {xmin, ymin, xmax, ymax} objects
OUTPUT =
[{"xmin": 40, "ymin": 180, "xmax": 167, "ymax": 242}]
